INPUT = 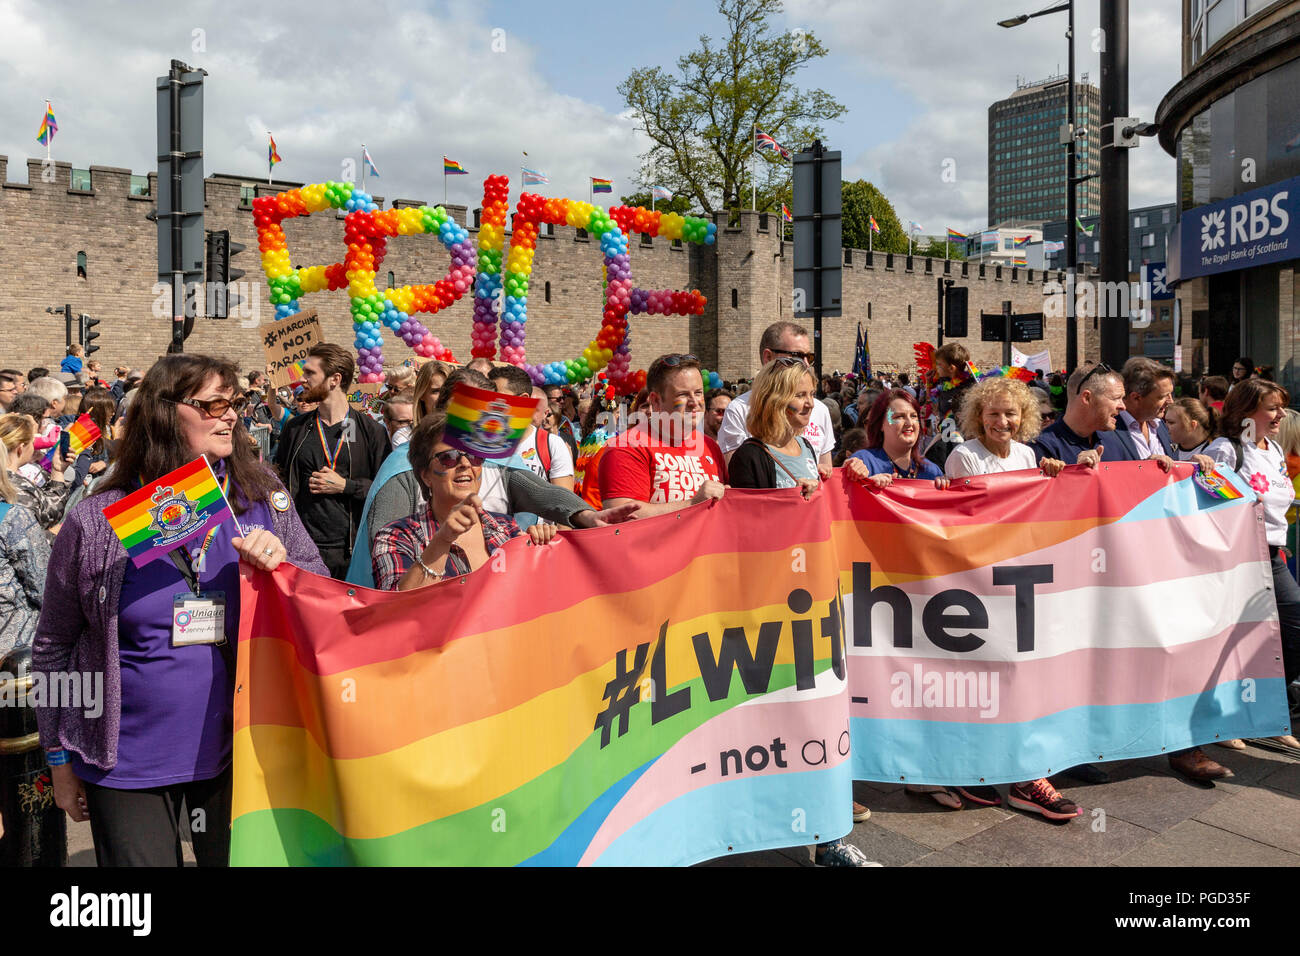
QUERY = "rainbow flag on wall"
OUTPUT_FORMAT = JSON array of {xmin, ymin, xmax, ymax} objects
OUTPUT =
[
  {"xmin": 443, "ymin": 383, "xmax": 541, "ymax": 459},
  {"xmin": 444, "ymin": 157, "xmax": 468, "ymax": 175},
  {"xmin": 1011, "ymin": 256, "xmax": 1027, "ymax": 267},
  {"xmin": 591, "ymin": 177, "xmax": 613, "ymax": 194},
  {"xmin": 102, "ymin": 457, "xmax": 234, "ymax": 567},
  {"xmin": 66, "ymin": 413, "xmax": 101, "ymax": 457},
  {"xmin": 781, "ymin": 203, "xmax": 792, "ymax": 223},
  {"xmin": 36, "ymin": 102, "xmax": 57, "ymax": 146},
  {"xmin": 232, "ymin": 462, "xmax": 1286, "ymax": 866},
  {"xmin": 268, "ymin": 133, "xmax": 282, "ymax": 171},
  {"xmin": 1013, "ymin": 235, "xmax": 1033, "ymax": 248},
  {"xmin": 946, "ymin": 228, "xmax": 967, "ymax": 242},
  {"xmin": 869, "ymin": 215, "xmax": 880, "ymax": 234}
]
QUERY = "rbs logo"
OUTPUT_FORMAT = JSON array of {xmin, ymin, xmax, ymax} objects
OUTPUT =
[{"xmin": 1201, "ymin": 192, "xmax": 1289, "ymax": 252}]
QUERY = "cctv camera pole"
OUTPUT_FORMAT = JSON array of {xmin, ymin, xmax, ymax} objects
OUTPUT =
[
  {"xmin": 1099, "ymin": 0, "xmax": 1129, "ymax": 368},
  {"xmin": 1064, "ymin": 0, "xmax": 1078, "ymax": 373}
]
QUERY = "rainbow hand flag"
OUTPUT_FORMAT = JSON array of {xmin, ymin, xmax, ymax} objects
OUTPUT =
[
  {"xmin": 444, "ymin": 156, "xmax": 468, "ymax": 175},
  {"xmin": 102, "ymin": 457, "xmax": 234, "ymax": 568},
  {"xmin": 443, "ymin": 383, "xmax": 541, "ymax": 460},
  {"xmin": 1194, "ymin": 466, "xmax": 1246, "ymax": 501},
  {"xmin": 67, "ymin": 413, "xmax": 101, "ymax": 457},
  {"xmin": 36, "ymin": 102, "xmax": 57, "ymax": 146},
  {"xmin": 591, "ymin": 177, "xmax": 613, "ymax": 194}
]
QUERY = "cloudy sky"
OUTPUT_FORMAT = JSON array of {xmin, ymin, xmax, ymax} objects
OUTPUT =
[{"xmin": 0, "ymin": 0, "xmax": 1182, "ymax": 233}]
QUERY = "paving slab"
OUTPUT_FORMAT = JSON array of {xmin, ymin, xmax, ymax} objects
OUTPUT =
[
  {"xmin": 840, "ymin": 820, "xmax": 935, "ymax": 867},
  {"xmin": 953, "ymin": 805, "xmax": 1152, "ymax": 867},
  {"xmin": 1109, "ymin": 819, "xmax": 1300, "ymax": 867},
  {"xmin": 1256, "ymin": 759, "xmax": 1300, "ymax": 796},
  {"xmin": 906, "ymin": 841, "xmax": 996, "ymax": 867},
  {"xmin": 1192, "ymin": 785, "xmax": 1300, "ymax": 854},
  {"xmin": 1061, "ymin": 760, "xmax": 1238, "ymax": 834},
  {"xmin": 851, "ymin": 784, "xmax": 1014, "ymax": 851}
]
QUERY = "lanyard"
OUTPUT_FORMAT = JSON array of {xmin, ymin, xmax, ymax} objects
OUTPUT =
[{"xmin": 316, "ymin": 415, "xmax": 347, "ymax": 471}]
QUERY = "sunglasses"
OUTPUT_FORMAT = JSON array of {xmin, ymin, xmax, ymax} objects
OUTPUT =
[
  {"xmin": 773, "ymin": 355, "xmax": 809, "ymax": 369},
  {"xmin": 161, "ymin": 396, "xmax": 240, "ymax": 418},
  {"xmin": 430, "ymin": 449, "xmax": 484, "ymax": 472},
  {"xmin": 657, "ymin": 353, "xmax": 699, "ymax": 368},
  {"xmin": 1074, "ymin": 362, "xmax": 1113, "ymax": 395},
  {"xmin": 771, "ymin": 348, "xmax": 815, "ymax": 364}
]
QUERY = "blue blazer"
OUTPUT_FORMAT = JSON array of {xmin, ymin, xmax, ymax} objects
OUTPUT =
[{"xmin": 1098, "ymin": 416, "xmax": 1173, "ymax": 461}]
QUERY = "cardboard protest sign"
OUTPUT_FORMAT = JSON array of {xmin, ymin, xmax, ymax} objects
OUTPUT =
[
  {"xmin": 346, "ymin": 382, "xmax": 385, "ymax": 420},
  {"xmin": 264, "ymin": 311, "xmax": 324, "ymax": 389}
]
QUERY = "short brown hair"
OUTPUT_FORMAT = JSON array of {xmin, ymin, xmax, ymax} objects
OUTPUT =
[
  {"xmin": 647, "ymin": 353, "xmax": 702, "ymax": 397},
  {"xmin": 1121, "ymin": 356, "xmax": 1175, "ymax": 399},
  {"xmin": 1199, "ymin": 375, "xmax": 1229, "ymax": 401},
  {"xmin": 308, "ymin": 343, "xmax": 355, "ymax": 391},
  {"xmin": 934, "ymin": 342, "xmax": 970, "ymax": 368},
  {"xmin": 759, "ymin": 321, "xmax": 810, "ymax": 358},
  {"xmin": 382, "ymin": 390, "xmax": 414, "ymax": 424},
  {"xmin": 407, "ymin": 410, "xmax": 449, "ymax": 497},
  {"xmin": 1217, "ymin": 377, "xmax": 1291, "ymax": 441}
]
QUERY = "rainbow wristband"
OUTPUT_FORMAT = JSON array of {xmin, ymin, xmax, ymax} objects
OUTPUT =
[{"xmin": 44, "ymin": 748, "xmax": 70, "ymax": 766}]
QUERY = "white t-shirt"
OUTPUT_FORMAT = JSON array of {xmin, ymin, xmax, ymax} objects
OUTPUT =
[
  {"xmin": 717, "ymin": 391, "xmax": 835, "ymax": 460},
  {"xmin": 513, "ymin": 428, "xmax": 574, "ymax": 482},
  {"xmin": 945, "ymin": 439, "xmax": 1039, "ymax": 478},
  {"xmin": 1207, "ymin": 436, "xmax": 1293, "ymax": 546}
]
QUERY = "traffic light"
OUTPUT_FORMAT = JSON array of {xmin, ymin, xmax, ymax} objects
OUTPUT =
[
  {"xmin": 79, "ymin": 313, "xmax": 101, "ymax": 356},
  {"xmin": 206, "ymin": 229, "xmax": 247, "ymax": 318},
  {"xmin": 944, "ymin": 285, "xmax": 968, "ymax": 338}
]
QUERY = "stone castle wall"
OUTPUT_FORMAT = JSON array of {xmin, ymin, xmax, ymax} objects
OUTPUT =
[{"xmin": 0, "ymin": 156, "xmax": 1092, "ymax": 381}]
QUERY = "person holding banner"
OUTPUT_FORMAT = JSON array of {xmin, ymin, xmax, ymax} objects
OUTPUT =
[
  {"xmin": 33, "ymin": 354, "xmax": 327, "ymax": 867},
  {"xmin": 1205, "ymin": 378, "xmax": 1300, "ymax": 751},
  {"xmin": 844, "ymin": 389, "xmax": 950, "ymax": 489},
  {"xmin": 945, "ymin": 378, "xmax": 1065, "ymax": 480},
  {"xmin": 372, "ymin": 411, "xmax": 558, "ymax": 590}
]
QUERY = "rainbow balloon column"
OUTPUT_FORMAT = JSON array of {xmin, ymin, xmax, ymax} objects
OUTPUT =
[
  {"xmin": 471, "ymin": 175, "xmax": 510, "ymax": 361},
  {"xmin": 253, "ymin": 182, "xmax": 472, "ymax": 382}
]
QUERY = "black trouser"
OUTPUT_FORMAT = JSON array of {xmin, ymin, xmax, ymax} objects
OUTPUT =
[
  {"xmin": 83, "ymin": 766, "xmax": 231, "ymax": 867},
  {"xmin": 318, "ymin": 546, "xmax": 351, "ymax": 580}
]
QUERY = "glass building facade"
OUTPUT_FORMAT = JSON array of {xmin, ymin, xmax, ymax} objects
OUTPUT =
[
  {"xmin": 1157, "ymin": 0, "xmax": 1300, "ymax": 392},
  {"xmin": 988, "ymin": 76, "xmax": 1101, "ymax": 225}
]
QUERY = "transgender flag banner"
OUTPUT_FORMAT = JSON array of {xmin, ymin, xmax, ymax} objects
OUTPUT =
[
  {"xmin": 232, "ymin": 462, "xmax": 1288, "ymax": 866},
  {"xmin": 836, "ymin": 462, "xmax": 1289, "ymax": 784}
]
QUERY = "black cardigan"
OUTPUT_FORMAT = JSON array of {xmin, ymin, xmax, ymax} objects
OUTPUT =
[{"xmin": 729, "ymin": 436, "xmax": 815, "ymax": 490}]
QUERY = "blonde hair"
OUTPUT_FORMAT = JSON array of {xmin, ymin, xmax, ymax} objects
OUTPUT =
[
  {"xmin": 413, "ymin": 360, "xmax": 451, "ymax": 424},
  {"xmin": 387, "ymin": 365, "xmax": 417, "ymax": 392},
  {"xmin": 0, "ymin": 437, "xmax": 15, "ymax": 503},
  {"xmin": 1279, "ymin": 408, "xmax": 1300, "ymax": 458},
  {"xmin": 745, "ymin": 361, "xmax": 816, "ymax": 447},
  {"xmin": 0, "ymin": 413, "xmax": 38, "ymax": 458},
  {"xmin": 959, "ymin": 377, "xmax": 1043, "ymax": 443}
]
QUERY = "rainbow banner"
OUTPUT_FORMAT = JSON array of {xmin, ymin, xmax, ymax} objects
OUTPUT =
[
  {"xmin": 102, "ymin": 457, "xmax": 233, "ymax": 567},
  {"xmin": 442, "ymin": 383, "xmax": 540, "ymax": 459},
  {"xmin": 232, "ymin": 463, "xmax": 1289, "ymax": 865},
  {"xmin": 66, "ymin": 413, "xmax": 101, "ymax": 457}
]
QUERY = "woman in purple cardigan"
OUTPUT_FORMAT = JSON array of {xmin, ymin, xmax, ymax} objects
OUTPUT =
[{"xmin": 33, "ymin": 354, "xmax": 326, "ymax": 866}]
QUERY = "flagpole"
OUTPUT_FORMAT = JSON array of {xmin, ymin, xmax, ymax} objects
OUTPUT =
[
  {"xmin": 45, "ymin": 102, "xmax": 51, "ymax": 164},
  {"xmin": 360, "ymin": 143, "xmax": 367, "ymax": 196},
  {"xmin": 267, "ymin": 131, "xmax": 272, "ymax": 186},
  {"xmin": 751, "ymin": 124, "xmax": 757, "ymax": 211},
  {"xmin": 443, "ymin": 162, "xmax": 448, "ymax": 206}
]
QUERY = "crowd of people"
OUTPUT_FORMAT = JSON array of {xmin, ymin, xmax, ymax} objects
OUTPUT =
[{"xmin": 2, "ymin": 330, "xmax": 1296, "ymax": 867}]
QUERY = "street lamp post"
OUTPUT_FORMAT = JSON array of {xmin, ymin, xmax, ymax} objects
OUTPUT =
[{"xmin": 999, "ymin": 1, "xmax": 1081, "ymax": 372}]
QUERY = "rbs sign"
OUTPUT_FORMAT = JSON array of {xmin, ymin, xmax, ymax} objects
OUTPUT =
[{"xmin": 1180, "ymin": 174, "xmax": 1300, "ymax": 281}]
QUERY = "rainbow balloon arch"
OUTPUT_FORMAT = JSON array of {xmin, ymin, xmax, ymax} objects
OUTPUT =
[{"xmin": 252, "ymin": 175, "xmax": 719, "ymax": 394}]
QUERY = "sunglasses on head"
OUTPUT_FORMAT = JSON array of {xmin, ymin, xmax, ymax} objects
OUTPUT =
[
  {"xmin": 430, "ymin": 449, "xmax": 484, "ymax": 471},
  {"xmin": 771, "ymin": 348, "xmax": 815, "ymax": 364},
  {"xmin": 657, "ymin": 353, "xmax": 699, "ymax": 368},
  {"xmin": 1074, "ymin": 362, "xmax": 1113, "ymax": 395}
]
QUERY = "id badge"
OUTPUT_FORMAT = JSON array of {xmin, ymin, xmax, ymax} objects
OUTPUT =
[{"xmin": 172, "ymin": 592, "xmax": 227, "ymax": 647}]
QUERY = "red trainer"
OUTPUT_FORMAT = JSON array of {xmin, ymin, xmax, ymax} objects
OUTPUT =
[{"xmin": 1007, "ymin": 778, "xmax": 1081, "ymax": 821}]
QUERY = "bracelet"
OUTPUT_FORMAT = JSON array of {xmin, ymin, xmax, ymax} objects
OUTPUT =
[
  {"xmin": 45, "ymin": 748, "xmax": 70, "ymax": 766},
  {"xmin": 417, "ymin": 555, "xmax": 445, "ymax": 581}
]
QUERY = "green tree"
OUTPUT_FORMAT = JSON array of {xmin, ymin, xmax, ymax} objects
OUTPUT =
[
  {"xmin": 618, "ymin": 0, "xmax": 846, "ymax": 216},
  {"xmin": 916, "ymin": 236, "xmax": 967, "ymax": 260},
  {"xmin": 841, "ymin": 180, "xmax": 907, "ymax": 253}
]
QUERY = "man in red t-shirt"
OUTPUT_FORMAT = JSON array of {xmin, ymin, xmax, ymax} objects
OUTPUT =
[{"xmin": 598, "ymin": 353, "xmax": 726, "ymax": 517}]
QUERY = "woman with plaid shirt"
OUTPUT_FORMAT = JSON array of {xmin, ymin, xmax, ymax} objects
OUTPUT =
[{"xmin": 372, "ymin": 411, "xmax": 559, "ymax": 590}]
